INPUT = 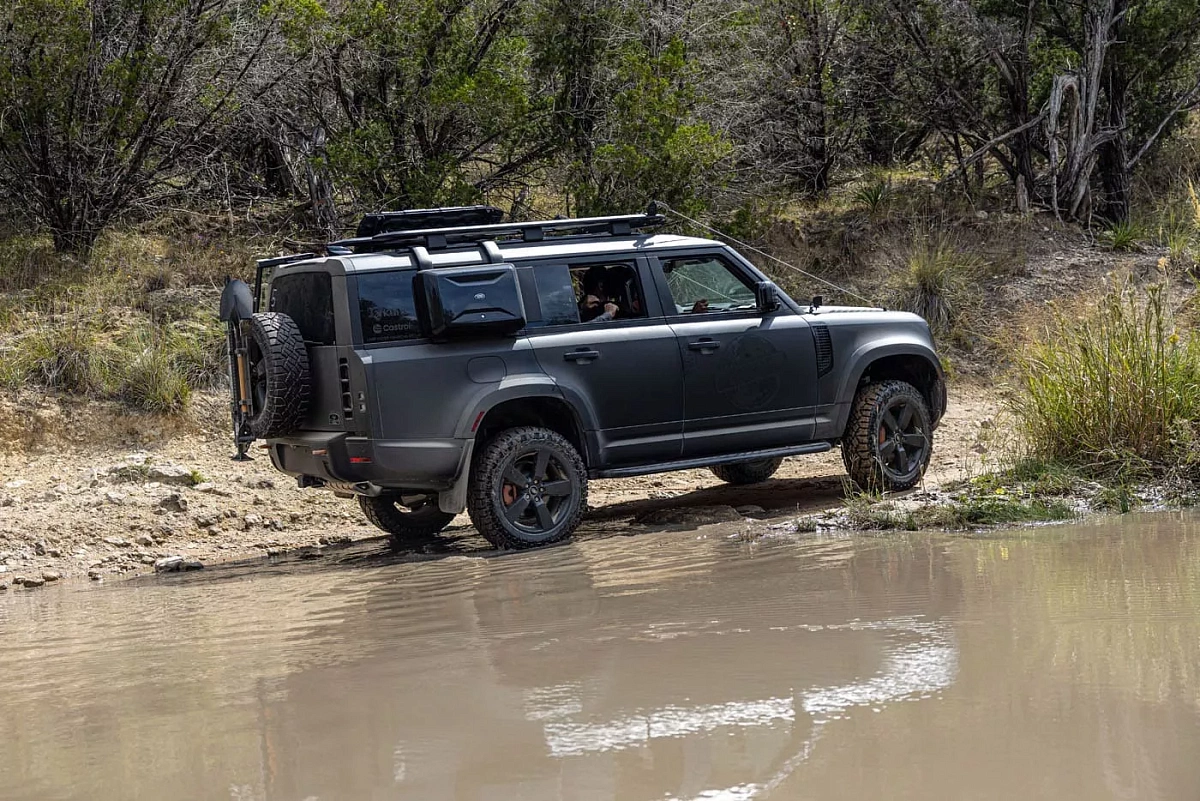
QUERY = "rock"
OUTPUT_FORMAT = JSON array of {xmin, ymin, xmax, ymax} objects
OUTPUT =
[
  {"xmin": 154, "ymin": 556, "xmax": 183, "ymax": 572},
  {"xmin": 243, "ymin": 514, "xmax": 262, "ymax": 529},
  {"xmin": 0, "ymin": 565, "xmax": 6, "ymax": 574},
  {"xmin": 154, "ymin": 556, "xmax": 203, "ymax": 573},
  {"xmin": 159, "ymin": 494, "xmax": 188, "ymax": 513},
  {"xmin": 146, "ymin": 464, "xmax": 194, "ymax": 485},
  {"xmin": 194, "ymin": 513, "xmax": 221, "ymax": 528},
  {"xmin": 105, "ymin": 491, "xmax": 127, "ymax": 505},
  {"xmin": 3, "ymin": 479, "xmax": 28, "ymax": 490},
  {"xmin": 103, "ymin": 537, "xmax": 132, "ymax": 548},
  {"xmin": 87, "ymin": 570, "xmax": 103, "ymax": 581},
  {"xmin": 0, "ymin": 581, "xmax": 7, "ymax": 591},
  {"xmin": 637, "ymin": 505, "xmax": 744, "ymax": 526},
  {"xmin": 1, "ymin": 495, "xmax": 14, "ymax": 507},
  {"xmin": 224, "ymin": 509, "xmax": 239, "ymax": 519},
  {"xmin": 254, "ymin": 479, "xmax": 275, "ymax": 490},
  {"xmin": 12, "ymin": 576, "xmax": 25, "ymax": 585},
  {"xmin": 34, "ymin": 541, "xmax": 47, "ymax": 556},
  {"xmin": 735, "ymin": 505, "xmax": 767, "ymax": 516},
  {"xmin": 23, "ymin": 577, "xmax": 45, "ymax": 588},
  {"xmin": 135, "ymin": 534, "xmax": 155, "ymax": 547},
  {"xmin": 42, "ymin": 570, "xmax": 61, "ymax": 582},
  {"xmin": 48, "ymin": 549, "xmax": 61, "ymax": 558}
]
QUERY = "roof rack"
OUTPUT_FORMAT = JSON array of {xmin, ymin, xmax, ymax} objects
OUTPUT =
[{"xmin": 329, "ymin": 202, "xmax": 667, "ymax": 255}]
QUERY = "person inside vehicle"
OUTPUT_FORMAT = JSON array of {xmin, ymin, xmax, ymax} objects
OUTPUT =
[{"xmin": 579, "ymin": 265, "xmax": 621, "ymax": 322}]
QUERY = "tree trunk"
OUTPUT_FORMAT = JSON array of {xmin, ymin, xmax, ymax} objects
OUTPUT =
[
  {"xmin": 1097, "ymin": 0, "xmax": 1131, "ymax": 223},
  {"xmin": 788, "ymin": 1, "xmax": 831, "ymax": 197}
]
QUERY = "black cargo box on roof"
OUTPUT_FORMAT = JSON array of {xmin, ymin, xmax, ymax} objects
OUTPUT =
[{"xmin": 355, "ymin": 205, "xmax": 504, "ymax": 238}]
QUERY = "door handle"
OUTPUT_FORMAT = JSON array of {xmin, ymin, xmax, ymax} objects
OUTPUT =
[
  {"xmin": 687, "ymin": 338, "xmax": 721, "ymax": 353},
  {"xmin": 564, "ymin": 348, "xmax": 601, "ymax": 363}
]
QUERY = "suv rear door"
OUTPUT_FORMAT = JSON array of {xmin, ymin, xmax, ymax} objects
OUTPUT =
[
  {"xmin": 649, "ymin": 250, "xmax": 819, "ymax": 457},
  {"xmin": 524, "ymin": 256, "xmax": 684, "ymax": 466}
]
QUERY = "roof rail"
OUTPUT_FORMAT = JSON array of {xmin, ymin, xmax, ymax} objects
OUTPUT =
[{"xmin": 329, "ymin": 203, "xmax": 666, "ymax": 255}]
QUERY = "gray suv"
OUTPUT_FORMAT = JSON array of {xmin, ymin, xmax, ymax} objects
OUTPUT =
[{"xmin": 220, "ymin": 205, "xmax": 946, "ymax": 549}]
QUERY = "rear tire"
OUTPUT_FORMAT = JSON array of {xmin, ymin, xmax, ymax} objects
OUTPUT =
[
  {"xmin": 842, "ymin": 380, "xmax": 932, "ymax": 492},
  {"xmin": 244, "ymin": 312, "xmax": 310, "ymax": 439},
  {"xmin": 467, "ymin": 427, "xmax": 587, "ymax": 550},
  {"xmin": 358, "ymin": 494, "xmax": 456, "ymax": 539},
  {"xmin": 709, "ymin": 457, "xmax": 783, "ymax": 485}
]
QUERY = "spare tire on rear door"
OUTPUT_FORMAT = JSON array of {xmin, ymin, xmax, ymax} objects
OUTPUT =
[{"xmin": 244, "ymin": 312, "xmax": 311, "ymax": 438}]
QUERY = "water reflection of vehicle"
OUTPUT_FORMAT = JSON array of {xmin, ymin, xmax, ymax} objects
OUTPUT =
[{"xmin": 254, "ymin": 534, "xmax": 964, "ymax": 801}]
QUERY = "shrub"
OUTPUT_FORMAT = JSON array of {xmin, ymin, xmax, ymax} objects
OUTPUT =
[{"xmin": 1010, "ymin": 281, "xmax": 1200, "ymax": 472}]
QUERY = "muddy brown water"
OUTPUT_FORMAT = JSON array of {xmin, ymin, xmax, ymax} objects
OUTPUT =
[{"xmin": 2, "ymin": 514, "xmax": 1200, "ymax": 801}]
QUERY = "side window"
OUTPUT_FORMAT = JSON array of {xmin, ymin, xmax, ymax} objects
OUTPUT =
[
  {"xmin": 269, "ymin": 272, "xmax": 335, "ymax": 344},
  {"xmin": 661, "ymin": 256, "xmax": 757, "ymax": 314},
  {"xmin": 569, "ymin": 262, "xmax": 648, "ymax": 323},
  {"xmin": 356, "ymin": 271, "xmax": 423, "ymax": 344},
  {"xmin": 532, "ymin": 264, "xmax": 581, "ymax": 326}
]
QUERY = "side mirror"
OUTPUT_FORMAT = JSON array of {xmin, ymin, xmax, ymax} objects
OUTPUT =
[{"xmin": 755, "ymin": 281, "xmax": 780, "ymax": 313}]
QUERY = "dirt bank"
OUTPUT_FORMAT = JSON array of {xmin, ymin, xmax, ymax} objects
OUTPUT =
[{"xmin": 0, "ymin": 384, "xmax": 997, "ymax": 586}]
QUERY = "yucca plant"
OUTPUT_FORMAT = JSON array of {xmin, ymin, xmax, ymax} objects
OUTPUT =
[
  {"xmin": 853, "ymin": 179, "xmax": 892, "ymax": 217},
  {"xmin": 1101, "ymin": 220, "xmax": 1142, "ymax": 252}
]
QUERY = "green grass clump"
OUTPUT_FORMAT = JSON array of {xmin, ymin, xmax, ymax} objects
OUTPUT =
[
  {"xmin": 1010, "ymin": 281, "xmax": 1200, "ymax": 473},
  {"xmin": 843, "ymin": 489, "xmax": 1075, "ymax": 532},
  {"xmin": 0, "ymin": 318, "xmax": 111, "ymax": 394},
  {"xmin": 118, "ymin": 333, "xmax": 192, "ymax": 413}
]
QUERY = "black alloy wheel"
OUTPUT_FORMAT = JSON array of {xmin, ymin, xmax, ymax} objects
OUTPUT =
[
  {"xmin": 843, "ymin": 380, "xmax": 933, "ymax": 491},
  {"xmin": 468, "ymin": 427, "xmax": 587, "ymax": 549}
]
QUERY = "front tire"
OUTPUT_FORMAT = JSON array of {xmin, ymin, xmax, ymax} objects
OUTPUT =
[
  {"xmin": 467, "ymin": 427, "xmax": 587, "ymax": 549},
  {"xmin": 359, "ymin": 494, "xmax": 455, "ymax": 539},
  {"xmin": 842, "ymin": 380, "xmax": 933, "ymax": 492},
  {"xmin": 710, "ymin": 457, "xmax": 783, "ymax": 485}
]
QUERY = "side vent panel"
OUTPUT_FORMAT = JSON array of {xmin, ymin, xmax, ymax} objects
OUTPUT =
[
  {"xmin": 338, "ymin": 358, "xmax": 354, "ymax": 420},
  {"xmin": 812, "ymin": 323, "xmax": 834, "ymax": 377}
]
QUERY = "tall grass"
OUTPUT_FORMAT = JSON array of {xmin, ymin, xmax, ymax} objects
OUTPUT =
[
  {"xmin": 1010, "ymin": 281, "xmax": 1200, "ymax": 472},
  {"xmin": 890, "ymin": 235, "xmax": 982, "ymax": 336}
]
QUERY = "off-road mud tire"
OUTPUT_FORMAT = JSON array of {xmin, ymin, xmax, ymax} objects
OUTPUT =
[
  {"xmin": 842, "ymin": 380, "xmax": 932, "ymax": 492},
  {"xmin": 245, "ymin": 312, "xmax": 310, "ymax": 439},
  {"xmin": 710, "ymin": 457, "xmax": 784, "ymax": 486},
  {"xmin": 467, "ymin": 427, "xmax": 587, "ymax": 550},
  {"xmin": 358, "ymin": 494, "xmax": 456, "ymax": 540}
]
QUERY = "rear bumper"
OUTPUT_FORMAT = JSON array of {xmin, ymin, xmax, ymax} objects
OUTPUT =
[{"xmin": 267, "ymin": 433, "xmax": 468, "ymax": 492}]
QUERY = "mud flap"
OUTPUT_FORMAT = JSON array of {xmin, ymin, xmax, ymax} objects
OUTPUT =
[{"xmin": 439, "ymin": 440, "xmax": 475, "ymax": 514}]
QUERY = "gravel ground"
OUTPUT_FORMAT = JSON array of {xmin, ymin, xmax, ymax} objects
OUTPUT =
[{"xmin": 0, "ymin": 384, "xmax": 997, "ymax": 587}]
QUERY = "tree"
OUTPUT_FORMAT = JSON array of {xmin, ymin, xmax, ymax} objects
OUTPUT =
[{"xmin": 0, "ymin": 0, "xmax": 282, "ymax": 255}]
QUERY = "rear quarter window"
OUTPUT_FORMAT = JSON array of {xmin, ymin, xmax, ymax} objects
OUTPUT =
[
  {"xmin": 269, "ymin": 272, "xmax": 335, "ymax": 344},
  {"xmin": 356, "ymin": 271, "xmax": 424, "ymax": 343}
]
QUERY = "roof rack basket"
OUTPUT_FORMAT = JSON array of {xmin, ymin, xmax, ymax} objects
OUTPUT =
[{"xmin": 330, "ymin": 201, "xmax": 667, "ymax": 255}]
